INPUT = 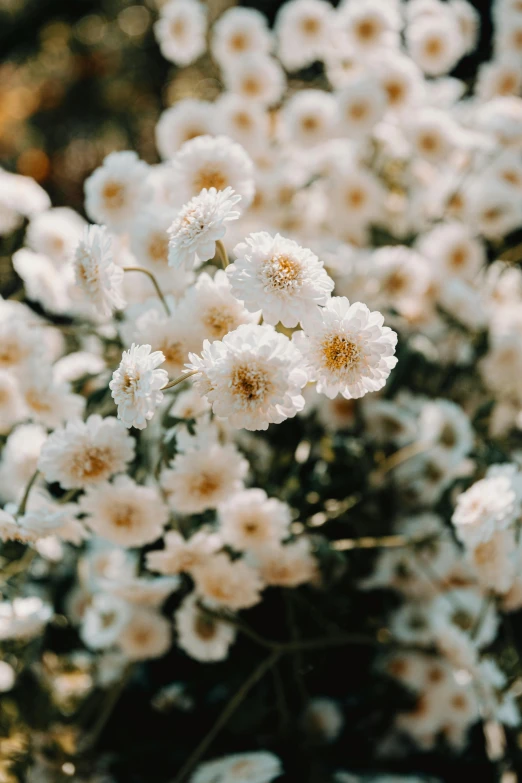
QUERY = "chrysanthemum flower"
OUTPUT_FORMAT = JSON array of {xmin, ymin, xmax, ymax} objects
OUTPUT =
[
  {"xmin": 154, "ymin": 0, "xmax": 207, "ymax": 67},
  {"xmin": 217, "ymin": 488, "xmax": 291, "ymax": 552},
  {"xmin": 110, "ymin": 344, "xmax": 169, "ymax": 430},
  {"xmin": 293, "ymin": 297, "xmax": 398, "ymax": 399},
  {"xmin": 192, "ymin": 552, "xmax": 263, "ymax": 611},
  {"xmin": 175, "ymin": 592, "xmax": 237, "ymax": 662},
  {"xmin": 74, "ymin": 224, "xmax": 125, "ymax": 317},
  {"xmin": 168, "ymin": 187, "xmax": 241, "ymax": 270},
  {"xmin": 84, "ymin": 151, "xmax": 151, "ymax": 234},
  {"xmin": 146, "ymin": 530, "xmax": 221, "ymax": 576},
  {"xmin": 211, "ymin": 6, "xmax": 273, "ymax": 67},
  {"xmin": 187, "ymin": 323, "xmax": 308, "ymax": 430},
  {"xmin": 38, "ymin": 415, "xmax": 135, "ymax": 490},
  {"xmin": 118, "ymin": 608, "xmax": 171, "ymax": 661}
]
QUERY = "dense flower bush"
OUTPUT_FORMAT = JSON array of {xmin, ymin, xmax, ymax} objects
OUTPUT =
[{"xmin": 2, "ymin": 0, "xmax": 522, "ymax": 781}]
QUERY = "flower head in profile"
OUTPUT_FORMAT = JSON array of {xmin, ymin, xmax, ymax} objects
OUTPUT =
[
  {"xmin": 38, "ymin": 415, "xmax": 135, "ymax": 490},
  {"xmin": 187, "ymin": 323, "xmax": 308, "ymax": 431},
  {"xmin": 227, "ymin": 232, "xmax": 334, "ymax": 328},
  {"xmin": 110, "ymin": 344, "xmax": 169, "ymax": 430},
  {"xmin": 168, "ymin": 187, "xmax": 241, "ymax": 270},
  {"xmin": 293, "ymin": 297, "xmax": 398, "ymax": 400},
  {"xmin": 74, "ymin": 224, "xmax": 125, "ymax": 317}
]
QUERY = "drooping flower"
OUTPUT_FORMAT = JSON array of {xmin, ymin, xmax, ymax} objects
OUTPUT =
[
  {"xmin": 168, "ymin": 187, "xmax": 241, "ymax": 270},
  {"xmin": 74, "ymin": 224, "xmax": 125, "ymax": 317},
  {"xmin": 293, "ymin": 297, "xmax": 398, "ymax": 400},
  {"xmin": 110, "ymin": 344, "xmax": 169, "ymax": 430}
]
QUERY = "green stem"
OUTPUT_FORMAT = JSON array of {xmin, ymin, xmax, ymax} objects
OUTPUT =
[
  {"xmin": 17, "ymin": 469, "xmax": 40, "ymax": 516},
  {"xmin": 123, "ymin": 267, "xmax": 170, "ymax": 316},
  {"xmin": 171, "ymin": 651, "xmax": 280, "ymax": 783},
  {"xmin": 215, "ymin": 240, "xmax": 229, "ymax": 269},
  {"xmin": 162, "ymin": 370, "xmax": 198, "ymax": 391}
]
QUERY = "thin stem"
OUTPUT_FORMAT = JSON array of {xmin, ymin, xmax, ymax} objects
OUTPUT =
[
  {"xmin": 332, "ymin": 532, "xmax": 436, "ymax": 552},
  {"xmin": 58, "ymin": 488, "xmax": 80, "ymax": 505},
  {"xmin": 162, "ymin": 370, "xmax": 198, "ymax": 391},
  {"xmin": 0, "ymin": 548, "xmax": 36, "ymax": 583},
  {"xmin": 78, "ymin": 666, "xmax": 133, "ymax": 753},
  {"xmin": 171, "ymin": 651, "xmax": 281, "ymax": 783},
  {"xmin": 17, "ymin": 469, "xmax": 40, "ymax": 516},
  {"xmin": 215, "ymin": 240, "xmax": 229, "ymax": 269},
  {"xmin": 373, "ymin": 440, "xmax": 428, "ymax": 478},
  {"xmin": 123, "ymin": 267, "xmax": 170, "ymax": 316}
]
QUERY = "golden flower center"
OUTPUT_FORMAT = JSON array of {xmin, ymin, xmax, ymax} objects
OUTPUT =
[
  {"xmin": 322, "ymin": 334, "xmax": 360, "ymax": 372},
  {"xmin": 159, "ymin": 339, "xmax": 185, "ymax": 368},
  {"xmin": 384, "ymin": 80, "xmax": 405, "ymax": 105},
  {"xmin": 242, "ymin": 76, "xmax": 261, "ymax": 97},
  {"xmin": 230, "ymin": 363, "xmax": 272, "ymax": 402},
  {"xmin": 72, "ymin": 446, "xmax": 112, "ymax": 481},
  {"xmin": 194, "ymin": 614, "xmax": 217, "ymax": 640},
  {"xmin": 148, "ymin": 233, "xmax": 169, "ymax": 264},
  {"xmin": 386, "ymin": 270, "xmax": 408, "ymax": 294},
  {"xmin": 25, "ymin": 389, "xmax": 51, "ymax": 413},
  {"xmin": 418, "ymin": 132, "xmax": 439, "ymax": 153},
  {"xmin": 193, "ymin": 167, "xmax": 228, "ymax": 192},
  {"xmin": 230, "ymin": 32, "xmax": 248, "ymax": 52},
  {"xmin": 0, "ymin": 342, "xmax": 27, "ymax": 367},
  {"xmin": 234, "ymin": 111, "xmax": 253, "ymax": 130},
  {"xmin": 449, "ymin": 246, "xmax": 468, "ymax": 268},
  {"xmin": 170, "ymin": 18, "xmax": 185, "ymax": 38},
  {"xmin": 102, "ymin": 181, "xmax": 126, "ymax": 210},
  {"xmin": 345, "ymin": 187, "xmax": 366, "ymax": 209},
  {"xmin": 499, "ymin": 73, "xmax": 518, "ymax": 94},
  {"xmin": 424, "ymin": 36, "xmax": 444, "ymax": 57},
  {"xmin": 301, "ymin": 115, "xmax": 319, "ymax": 132},
  {"xmin": 190, "ymin": 472, "xmax": 221, "ymax": 498},
  {"xmin": 112, "ymin": 504, "xmax": 137, "ymax": 529},
  {"xmin": 203, "ymin": 307, "xmax": 237, "ymax": 339},
  {"xmin": 262, "ymin": 253, "xmax": 302, "ymax": 292},
  {"xmin": 348, "ymin": 101, "xmax": 369, "ymax": 121},
  {"xmin": 355, "ymin": 19, "xmax": 378, "ymax": 41},
  {"xmin": 301, "ymin": 16, "xmax": 320, "ymax": 35}
]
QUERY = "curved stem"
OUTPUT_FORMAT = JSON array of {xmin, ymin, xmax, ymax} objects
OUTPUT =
[
  {"xmin": 373, "ymin": 440, "xmax": 428, "ymax": 478},
  {"xmin": 123, "ymin": 267, "xmax": 170, "ymax": 316},
  {"xmin": 171, "ymin": 651, "xmax": 280, "ymax": 783},
  {"xmin": 162, "ymin": 370, "xmax": 198, "ymax": 391},
  {"xmin": 332, "ymin": 532, "xmax": 437, "ymax": 551},
  {"xmin": 17, "ymin": 469, "xmax": 40, "ymax": 516},
  {"xmin": 215, "ymin": 240, "xmax": 229, "ymax": 270}
]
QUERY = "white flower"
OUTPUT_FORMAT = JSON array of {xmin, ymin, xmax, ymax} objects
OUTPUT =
[
  {"xmin": 20, "ymin": 363, "xmax": 85, "ymax": 429},
  {"xmin": 175, "ymin": 592, "xmax": 236, "ymax": 662},
  {"xmin": 302, "ymin": 698, "xmax": 344, "ymax": 743},
  {"xmin": 178, "ymin": 270, "xmax": 258, "ymax": 347},
  {"xmin": 187, "ymin": 323, "xmax": 308, "ymax": 431},
  {"xmin": 0, "ymin": 508, "xmax": 42, "ymax": 545},
  {"xmin": 80, "ymin": 475, "xmax": 169, "ymax": 547},
  {"xmin": 406, "ymin": 10, "xmax": 465, "ymax": 76},
  {"xmin": 452, "ymin": 468, "xmax": 521, "ymax": 547},
  {"xmin": 110, "ymin": 343, "xmax": 169, "ymax": 430},
  {"xmin": 102, "ymin": 575, "xmax": 180, "ymax": 608},
  {"xmin": 416, "ymin": 222, "xmax": 485, "ymax": 281},
  {"xmin": 418, "ymin": 399, "xmax": 474, "ymax": 467},
  {"xmin": 281, "ymin": 89, "xmax": 338, "ymax": 148},
  {"xmin": 154, "ymin": 0, "xmax": 207, "ymax": 66},
  {"xmin": 227, "ymin": 233, "xmax": 333, "ymax": 328},
  {"xmin": 168, "ymin": 187, "xmax": 242, "ymax": 270},
  {"xmin": 84, "ymin": 151, "xmax": 151, "ymax": 234},
  {"xmin": 293, "ymin": 297, "xmax": 398, "ymax": 400},
  {"xmin": 0, "ymin": 317, "xmax": 38, "ymax": 372},
  {"xmin": 26, "ymin": 207, "xmax": 86, "ymax": 267},
  {"xmin": 0, "ymin": 168, "xmax": 50, "ymax": 236},
  {"xmin": 215, "ymin": 94, "xmax": 270, "ymax": 154},
  {"xmin": 38, "ymin": 415, "xmax": 135, "ymax": 490},
  {"xmin": 222, "ymin": 54, "xmax": 286, "ymax": 108},
  {"xmin": 212, "ymin": 6, "xmax": 272, "ymax": 67},
  {"xmin": 118, "ymin": 608, "xmax": 171, "ymax": 661},
  {"xmin": 0, "ymin": 370, "xmax": 25, "ymax": 434},
  {"xmin": 275, "ymin": 0, "xmax": 335, "ymax": 71},
  {"xmin": 123, "ymin": 307, "xmax": 191, "ymax": 377},
  {"xmin": 18, "ymin": 487, "xmax": 87, "ymax": 546},
  {"xmin": 191, "ymin": 751, "xmax": 282, "ymax": 783},
  {"xmin": 146, "ymin": 529, "xmax": 222, "ymax": 576},
  {"xmin": 81, "ymin": 593, "xmax": 132, "ymax": 650},
  {"xmin": 0, "ymin": 597, "xmax": 53, "ymax": 641},
  {"xmin": 338, "ymin": 0, "xmax": 401, "ymax": 53},
  {"xmin": 156, "ymin": 99, "xmax": 215, "ymax": 160},
  {"xmin": 253, "ymin": 538, "xmax": 317, "ymax": 588},
  {"xmin": 336, "ymin": 74, "xmax": 387, "ymax": 139},
  {"xmin": 12, "ymin": 249, "xmax": 71, "ymax": 315},
  {"xmin": 0, "ymin": 423, "xmax": 47, "ymax": 504},
  {"xmin": 74, "ymin": 224, "xmax": 125, "ymax": 317},
  {"xmin": 217, "ymin": 488, "xmax": 291, "ymax": 552},
  {"xmin": 0, "ymin": 662, "xmax": 15, "ymax": 693},
  {"xmin": 192, "ymin": 552, "xmax": 263, "ymax": 611},
  {"xmin": 170, "ymin": 135, "xmax": 255, "ymax": 208},
  {"xmin": 161, "ymin": 442, "xmax": 248, "ymax": 513}
]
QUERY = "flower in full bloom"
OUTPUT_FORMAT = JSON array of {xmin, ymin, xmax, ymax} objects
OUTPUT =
[
  {"xmin": 110, "ymin": 344, "xmax": 169, "ymax": 430},
  {"xmin": 254, "ymin": 538, "xmax": 318, "ymax": 588},
  {"xmin": 0, "ymin": 597, "xmax": 53, "ymax": 642},
  {"xmin": 147, "ymin": 530, "xmax": 221, "ymax": 576},
  {"xmin": 217, "ymin": 488, "xmax": 291, "ymax": 552},
  {"xmin": 38, "ymin": 415, "xmax": 135, "ymax": 490},
  {"xmin": 187, "ymin": 323, "xmax": 308, "ymax": 430},
  {"xmin": 227, "ymin": 232, "xmax": 334, "ymax": 328},
  {"xmin": 293, "ymin": 297, "xmax": 398, "ymax": 400},
  {"xmin": 80, "ymin": 475, "xmax": 169, "ymax": 548},
  {"xmin": 275, "ymin": 0, "xmax": 334, "ymax": 71},
  {"xmin": 156, "ymin": 99, "xmax": 215, "ymax": 160},
  {"xmin": 191, "ymin": 751, "xmax": 282, "ymax": 783},
  {"xmin": 118, "ymin": 608, "xmax": 171, "ymax": 661},
  {"xmin": 211, "ymin": 6, "xmax": 272, "ymax": 68},
  {"xmin": 168, "ymin": 187, "xmax": 241, "ymax": 270},
  {"xmin": 175, "ymin": 592, "xmax": 237, "ymax": 662},
  {"xmin": 84, "ymin": 151, "xmax": 151, "ymax": 234},
  {"xmin": 154, "ymin": 0, "xmax": 207, "ymax": 67},
  {"xmin": 170, "ymin": 135, "xmax": 255, "ymax": 208},
  {"xmin": 192, "ymin": 552, "xmax": 263, "ymax": 611},
  {"xmin": 74, "ymin": 224, "xmax": 125, "ymax": 317}
]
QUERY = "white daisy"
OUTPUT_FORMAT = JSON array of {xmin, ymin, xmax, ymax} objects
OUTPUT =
[
  {"xmin": 156, "ymin": 99, "xmax": 215, "ymax": 160},
  {"xmin": 281, "ymin": 90, "xmax": 338, "ymax": 148},
  {"xmin": 222, "ymin": 54, "xmax": 286, "ymax": 108},
  {"xmin": 12, "ymin": 249, "xmax": 71, "ymax": 316},
  {"xmin": 227, "ymin": 233, "xmax": 334, "ymax": 328},
  {"xmin": 169, "ymin": 135, "xmax": 256, "ymax": 208},
  {"xmin": 74, "ymin": 224, "xmax": 125, "ymax": 317},
  {"xmin": 25, "ymin": 207, "xmax": 86, "ymax": 267},
  {"xmin": 161, "ymin": 442, "xmax": 248, "ymax": 514},
  {"xmin": 254, "ymin": 538, "xmax": 317, "ymax": 588},
  {"xmin": 293, "ymin": 297, "xmax": 398, "ymax": 400},
  {"xmin": 20, "ymin": 363, "xmax": 85, "ymax": 429},
  {"xmin": 217, "ymin": 488, "xmax": 291, "ymax": 552},
  {"xmin": 154, "ymin": 0, "xmax": 207, "ymax": 66},
  {"xmin": 275, "ymin": 0, "xmax": 335, "ymax": 71},
  {"xmin": 118, "ymin": 608, "xmax": 171, "ymax": 661},
  {"xmin": 80, "ymin": 475, "xmax": 169, "ymax": 548},
  {"xmin": 406, "ymin": 11, "xmax": 465, "ymax": 76},
  {"xmin": 81, "ymin": 593, "xmax": 132, "ymax": 651},
  {"xmin": 212, "ymin": 6, "xmax": 272, "ymax": 67},
  {"xmin": 38, "ymin": 415, "xmax": 135, "ymax": 490},
  {"xmin": 168, "ymin": 187, "xmax": 242, "ymax": 271},
  {"xmin": 191, "ymin": 751, "xmax": 282, "ymax": 783},
  {"xmin": 192, "ymin": 552, "xmax": 263, "ymax": 611},
  {"xmin": 84, "ymin": 151, "xmax": 151, "ymax": 234},
  {"xmin": 187, "ymin": 323, "xmax": 308, "ymax": 431},
  {"xmin": 175, "ymin": 592, "xmax": 236, "ymax": 662},
  {"xmin": 146, "ymin": 530, "xmax": 222, "ymax": 576},
  {"xmin": 110, "ymin": 343, "xmax": 169, "ymax": 430}
]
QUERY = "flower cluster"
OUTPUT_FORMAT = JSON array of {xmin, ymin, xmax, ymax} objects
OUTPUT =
[{"xmin": 2, "ymin": 0, "xmax": 522, "ymax": 781}]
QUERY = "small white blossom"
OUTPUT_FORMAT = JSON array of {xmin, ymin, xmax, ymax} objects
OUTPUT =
[
  {"xmin": 175, "ymin": 592, "xmax": 236, "ymax": 662},
  {"xmin": 168, "ymin": 187, "xmax": 241, "ymax": 270},
  {"xmin": 74, "ymin": 224, "xmax": 125, "ymax": 317},
  {"xmin": 110, "ymin": 344, "xmax": 169, "ymax": 430}
]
